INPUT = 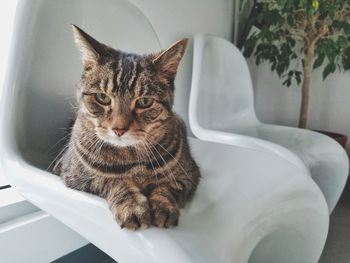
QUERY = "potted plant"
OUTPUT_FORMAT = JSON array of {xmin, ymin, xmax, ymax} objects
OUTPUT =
[{"xmin": 243, "ymin": 0, "xmax": 350, "ymax": 147}]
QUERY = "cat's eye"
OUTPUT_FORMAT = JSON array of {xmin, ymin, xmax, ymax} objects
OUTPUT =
[
  {"xmin": 135, "ymin": 97, "xmax": 154, "ymax": 109},
  {"xmin": 95, "ymin": 93, "xmax": 111, "ymax": 105}
]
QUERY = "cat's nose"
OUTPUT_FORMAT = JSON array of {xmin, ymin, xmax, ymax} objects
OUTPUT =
[{"xmin": 113, "ymin": 128, "xmax": 127, "ymax": 137}]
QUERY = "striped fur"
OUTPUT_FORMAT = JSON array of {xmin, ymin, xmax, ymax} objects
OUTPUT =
[{"xmin": 53, "ymin": 25, "xmax": 200, "ymax": 230}]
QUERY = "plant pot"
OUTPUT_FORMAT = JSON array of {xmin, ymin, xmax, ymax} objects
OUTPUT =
[{"xmin": 313, "ymin": 130, "xmax": 348, "ymax": 149}]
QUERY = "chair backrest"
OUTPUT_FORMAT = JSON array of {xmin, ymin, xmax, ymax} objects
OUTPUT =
[
  {"xmin": 189, "ymin": 34, "xmax": 258, "ymax": 135},
  {"xmin": 4, "ymin": 0, "xmax": 160, "ymax": 168}
]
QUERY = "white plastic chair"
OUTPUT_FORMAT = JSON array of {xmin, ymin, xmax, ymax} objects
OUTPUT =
[
  {"xmin": 0, "ymin": 1, "xmax": 329, "ymax": 262},
  {"xmin": 189, "ymin": 34, "xmax": 349, "ymax": 213}
]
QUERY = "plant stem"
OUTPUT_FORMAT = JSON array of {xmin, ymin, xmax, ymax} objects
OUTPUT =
[{"xmin": 298, "ymin": 44, "xmax": 315, "ymax": 128}]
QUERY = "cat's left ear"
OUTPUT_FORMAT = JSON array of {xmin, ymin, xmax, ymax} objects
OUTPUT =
[
  {"xmin": 151, "ymin": 39, "xmax": 188, "ymax": 77},
  {"xmin": 72, "ymin": 25, "xmax": 105, "ymax": 66}
]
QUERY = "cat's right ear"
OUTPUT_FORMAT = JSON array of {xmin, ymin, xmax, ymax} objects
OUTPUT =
[{"xmin": 72, "ymin": 25, "xmax": 104, "ymax": 66}]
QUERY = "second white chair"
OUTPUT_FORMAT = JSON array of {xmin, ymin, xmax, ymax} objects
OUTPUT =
[{"xmin": 189, "ymin": 34, "xmax": 349, "ymax": 213}]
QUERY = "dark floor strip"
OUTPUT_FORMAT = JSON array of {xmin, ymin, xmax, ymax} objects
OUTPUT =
[
  {"xmin": 0, "ymin": 185, "xmax": 11, "ymax": 190},
  {"xmin": 51, "ymin": 243, "xmax": 116, "ymax": 263}
]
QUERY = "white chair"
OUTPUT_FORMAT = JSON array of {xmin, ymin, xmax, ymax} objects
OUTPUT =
[
  {"xmin": 189, "ymin": 34, "xmax": 349, "ymax": 213},
  {"xmin": 0, "ymin": 1, "xmax": 329, "ymax": 262}
]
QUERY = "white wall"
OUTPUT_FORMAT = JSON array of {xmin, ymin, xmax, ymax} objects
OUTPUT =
[{"xmin": 249, "ymin": 60, "xmax": 350, "ymax": 152}]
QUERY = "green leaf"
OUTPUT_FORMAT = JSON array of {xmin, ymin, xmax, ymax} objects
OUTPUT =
[
  {"xmin": 313, "ymin": 53, "xmax": 325, "ymax": 69},
  {"xmin": 271, "ymin": 62, "xmax": 277, "ymax": 71},
  {"xmin": 322, "ymin": 63, "xmax": 336, "ymax": 79},
  {"xmin": 276, "ymin": 62, "xmax": 287, "ymax": 77},
  {"xmin": 287, "ymin": 15, "xmax": 294, "ymax": 26},
  {"xmin": 337, "ymin": 36, "xmax": 348, "ymax": 48},
  {"xmin": 343, "ymin": 23, "xmax": 350, "ymax": 35},
  {"xmin": 256, "ymin": 55, "xmax": 262, "ymax": 66},
  {"xmin": 286, "ymin": 37, "xmax": 296, "ymax": 48},
  {"xmin": 243, "ymin": 36, "xmax": 258, "ymax": 58},
  {"xmin": 277, "ymin": 0, "xmax": 287, "ymax": 6},
  {"xmin": 323, "ymin": 40, "xmax": 338, "ymax": 63},
  {"xmin": 282, "ymin": 77, "xmax": 292, "ymax": 87},
  {"xmin": 295, "ymin": 71, "xmax": 302, "ymax": 84},
  {"xmin": 342, "ymin": 47, "xmax": 350, "ymax": 70}
]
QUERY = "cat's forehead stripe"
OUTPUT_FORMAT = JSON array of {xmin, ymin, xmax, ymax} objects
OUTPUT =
[
  {"xmin": 107, "ymin": 75, "xmax": 114, "ymax": 93},
  {"xmin": 110, "ymin": 61, "xmax": 118, "ymax": 93},
  {"xmin": 139, "ymin": 83, "xmax": 147, "ymax": 97},
  {"xmin": 130, "ymin": 62, "xmax": 143, "ymax": 96},
  {"xmin": 123, "ymin": 58, "xmax": 136, "ymax": 93},
  {"xmin": 114, "ymin": 59, "xmax": 124, "ymax": 92},
  {"xmin": 127, "ymin": 61, "xmax": 137, "ymax": 90},
  {"xmin": 100, "ymin": 79, "xmax": 107, "ymax": 91}
]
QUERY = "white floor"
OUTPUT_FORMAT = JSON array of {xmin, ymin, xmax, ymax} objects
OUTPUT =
[{"xmin": 320, "ymin": 181, "xmax": 350, "ymax": 263}]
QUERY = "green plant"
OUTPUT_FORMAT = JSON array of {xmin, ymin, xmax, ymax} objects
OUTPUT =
[{"xmin": 244, "ymin": 0, "xmax": 350, "ymax": 128}]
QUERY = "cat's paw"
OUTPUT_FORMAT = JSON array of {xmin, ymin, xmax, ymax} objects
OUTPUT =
[
  {"xmin": 112, "ymin": 196, "xmax": 151, "ymax": 231},
  {"xmin": 150, "ymin": 199, "xmax": 180, "ymax": 228}
]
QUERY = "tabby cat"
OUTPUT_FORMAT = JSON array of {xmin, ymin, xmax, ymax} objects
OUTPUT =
[{"xmin": 53, "ymin": 25, "xmax": 200, "ymax": 230}]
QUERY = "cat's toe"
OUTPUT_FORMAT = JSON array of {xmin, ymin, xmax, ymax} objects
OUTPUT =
[
  {"xmin": 150, "ymin": 201, "xmax": 179, "ymax": 228},
  {"xmin": 120, "ymin": 211, "xmax": 151, "ymax": 230},
  {"xmin": 113, "ymin": 201, "xmax": 151, "ymax": 230}
]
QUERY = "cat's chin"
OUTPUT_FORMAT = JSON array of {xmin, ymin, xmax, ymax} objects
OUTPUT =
[{"xmin": 96, "ymin": 132, "xmax": 139, "ymax": 148}]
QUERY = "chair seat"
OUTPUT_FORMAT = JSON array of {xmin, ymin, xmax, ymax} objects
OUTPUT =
[
  {"xmin": 2, "ymin": 138, "xmax": 328, "ymax": 263},
  {"xmin": 239, "ymin": 124, "xmax": 349, "ymax": 212}
]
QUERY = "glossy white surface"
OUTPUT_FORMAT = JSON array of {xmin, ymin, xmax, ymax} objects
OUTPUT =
[
  {"xmin": 0, "ymin": 188, "xmax": 25, "ymax": 208},
  {"xmin": 1, "ymin": 138, "xmax": 329, "ymax": 262},
  {"xmin": 0, "ymin": 211, "xmax": 87, "ymax": 263},
  {"xmin": 190, "ymin": 34, "xmax": 349, "ymax": 213},
  {"xmin": 0, "ymin": 1, "xmax": 329, "ymax": 262}
]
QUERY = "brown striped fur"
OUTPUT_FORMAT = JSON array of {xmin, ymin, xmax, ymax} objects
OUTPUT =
[{"xmin": 53, "ymin": 25, "xmax": 200, "ymax": 230}]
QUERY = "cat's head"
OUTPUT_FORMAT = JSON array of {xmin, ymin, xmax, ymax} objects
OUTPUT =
[{"xmin": 72, "ymin": 25, "xmax": 187, "ymax": 147}]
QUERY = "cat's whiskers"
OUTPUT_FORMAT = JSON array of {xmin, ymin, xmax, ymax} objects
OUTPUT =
[
  {"xmin": 80, "ymin": 133, "xmax": 99, "ymax": 152},
  {"xmin": 47, "ymin": 143, "xmax": 69, "ymax": 171},
  {"xmin": 47, "ymin": 132, "xmax": 72, "ymax": 154},
  {"xmin": 143, "ymin": 140, "xmax": 180, "ymax": 208},
  {"xmin": 154, "ymin": 141, "xmax": 195, "ymax": 184},
  {"xmin": 69, "ymin": 102, "xmax": 79, "ymax": 110},
  {"xmin": 144, "ymin": 131, "xmax": 194, "ymax": 184},
  {"xmin": 89, "ymin": 138, "xmax": 106, "ymax": 168},
  {"xmin": 138, "ymin": 141, "xmax": 160, "ymax": 188},
  {"xmin": 85, "ymin": 138, "xmax": 99, "ymax": 152},
  {"xmin": 143, "ymin": 138, "xmax": 180, "ymax": 190},
  {"xmin": 79, "ymin": 135, "xmax": 105, "ymax": 169}
]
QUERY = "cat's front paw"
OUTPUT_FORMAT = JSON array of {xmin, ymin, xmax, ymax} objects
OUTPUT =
[
  {"xmin": 112, "ymin": 196, "xmax": 151, "ymax": 231},
  {"xmin": 150, "ymin": 199, "xmax": 180, "ymax": 228}
]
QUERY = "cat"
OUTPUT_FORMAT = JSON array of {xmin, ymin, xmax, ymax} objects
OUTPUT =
[{"xmin": 52, "ymin": 25, "xmax": 200, "ymax": 230}]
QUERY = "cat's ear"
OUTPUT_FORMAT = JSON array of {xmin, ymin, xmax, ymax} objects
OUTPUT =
[
  {"xmin": 151, "ymin": 39, "xmax": 188, "ymax": 77},
  {"xmin": 72, "ymin": 25, "xmax": 105, "ymax": 66}
]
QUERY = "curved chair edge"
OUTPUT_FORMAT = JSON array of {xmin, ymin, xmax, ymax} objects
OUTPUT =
[
  {"xmin": 259, "ymin": 124, "xmax": 349, "ymax": 213},
  {"xmin": 189, "ymin": 34, "xmax": 307, "ymax": 172}
]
